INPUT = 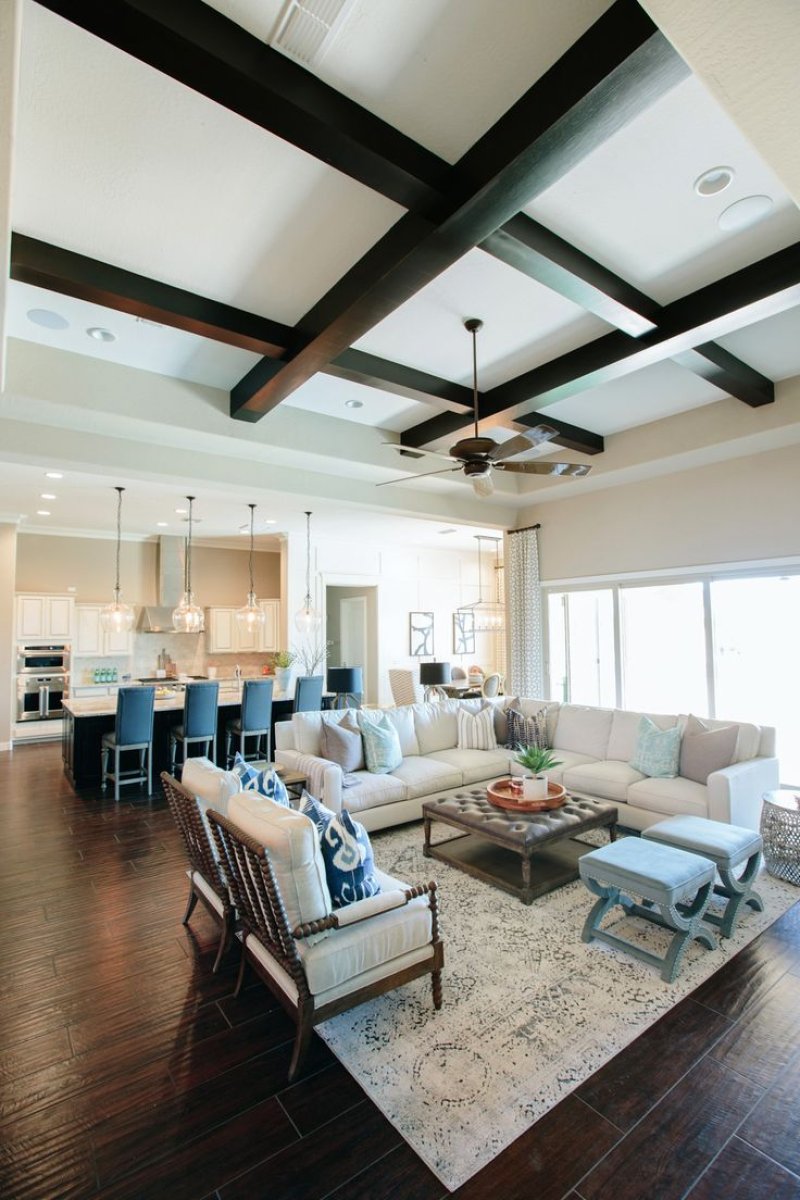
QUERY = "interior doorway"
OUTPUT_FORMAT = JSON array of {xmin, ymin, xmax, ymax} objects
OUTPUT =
[{"xmin": 325, "ymin": 585, "xmax": 378, "ymax": 704}]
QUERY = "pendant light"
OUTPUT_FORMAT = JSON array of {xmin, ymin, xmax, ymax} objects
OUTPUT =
[
  {"xmin": 236, "ymin": 503, "xmax": 266, "ymax": 634},
  {"xmin": 294, "ymin": 510, "xmax": 321, "ymax": 634},
  {"xmin": 172, "ymin": 495, "xmax": 204, "ymax": 633},
  {"xmin": 100, "ymin": 486, "xmax": 135, "ymax": 633},
  {"xmin": 460, "ymin": 535, "xmax": 504, "ymax": 633}
]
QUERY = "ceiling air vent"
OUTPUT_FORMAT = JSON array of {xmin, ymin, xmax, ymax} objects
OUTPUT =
[{"xmin": 271, "ymin": 0, "xmax": 357, "ymax": 66}]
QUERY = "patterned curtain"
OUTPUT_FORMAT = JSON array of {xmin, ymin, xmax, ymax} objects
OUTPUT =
[{"xmin": 506, "ymin": 525, "xmax": 543, "ymax": 699}]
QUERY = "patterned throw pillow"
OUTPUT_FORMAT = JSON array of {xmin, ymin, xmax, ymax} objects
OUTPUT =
[
  {"xmin": 493, "ymin": 697, "xmax": 520, "ymax": 744},
  {"xmin": 505, "ymin": 708, "xmax": 549, "ymax": 752},
  {"xmin": 319, "ymin": 713, "xmax": 364, "ymax": 772},
  {"xmin": 629, "ymin": 716, "xmax": 681, "ymax": 778},
  {"xmin": 456, "ymin": 703, "xmax": 498, "ymax": 751},
  {"xmin": 358, "ymin": 711, "xmax": 403, "ymax": 774},
  {"xmin": 232, "ymin": 752, "xmax": 291, "ymax": 806},
  {"xmin": 321, "ymin": 810, "xmax": 381, "ymax": 908},
  {"xmin": 298, "ymin": 788, "xmax": 337, "ymax": 835}
]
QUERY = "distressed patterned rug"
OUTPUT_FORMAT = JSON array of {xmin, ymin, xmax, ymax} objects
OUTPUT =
[{"xmin": 317, "ymin": 821, "xmax": 798, "ymax": 1192}]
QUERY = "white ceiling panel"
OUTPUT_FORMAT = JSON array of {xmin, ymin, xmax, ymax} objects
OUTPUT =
[
  {"xmin": 282, "ymin": 371, "xmax": 425, "ymax": 431},
  {"xmin": 526, "ymin": 75, "xmax": 800, "ymax": 304},
  {"xmin": 716, "ymin": 308, "xmax": 800, "ymax": 382},
  {"xmin": 15, "ymin": 1, "xmax": 401, "ymax": 324}
]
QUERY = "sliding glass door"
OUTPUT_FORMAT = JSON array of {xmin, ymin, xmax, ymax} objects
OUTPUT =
[
  {"xmin": 620, "ymin": 582, "xmax": 707, "ymax": 714},
  {"xmin": 546, "ymin": 590, "xmax": 615, "ymax": 707}
]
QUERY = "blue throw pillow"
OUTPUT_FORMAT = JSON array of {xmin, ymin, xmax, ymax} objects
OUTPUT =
[
  {"xmin": 319, "ymin": 809, "xmax": 381, "ymax": 908},
  {"xmin": 232, "ymin": 752, "xmax": 290, "ymax": 806},
  {"xmin": 298, "ymin": 788, "xmax": 337, "ymax": 834},
  {"xmin": 358, "ymin": 711, "xmax": 402, "ymax": 774},
  {"xmin": 629, "ymin": 716, "xmax": 681, "ymax": 778}
]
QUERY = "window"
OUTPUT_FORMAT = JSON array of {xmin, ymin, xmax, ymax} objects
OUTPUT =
[
  {"xmin": 620, "ymin": 583, "xmax": 707, "ymax": 714},
  {"xmin": 546, "ymin": 590, "xmax": 615, "ymax": 707}
]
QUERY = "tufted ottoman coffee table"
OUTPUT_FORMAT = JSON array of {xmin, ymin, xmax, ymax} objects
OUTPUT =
[{"xmin": 423, "ymin": 790, "xmax": 618, "ymax": 904}]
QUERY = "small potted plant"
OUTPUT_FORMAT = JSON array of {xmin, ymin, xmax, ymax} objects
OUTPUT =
[
  {"xmin": 514, "ymin": 744, "xmax": 563, "ymax": 801},
  {"xmin": 271, "ymin": 649, "xmax": 297, "ymax": 694}
]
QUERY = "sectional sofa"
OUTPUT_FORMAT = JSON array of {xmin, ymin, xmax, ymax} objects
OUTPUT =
[{"xmin": 274, "ymin": 698, "xmax": 778, "ymax": 833}]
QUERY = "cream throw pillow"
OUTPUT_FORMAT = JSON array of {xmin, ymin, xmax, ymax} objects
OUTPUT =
[{"xmin": 457, "ymin": 704, "xmax": 498, "ymax": 751}]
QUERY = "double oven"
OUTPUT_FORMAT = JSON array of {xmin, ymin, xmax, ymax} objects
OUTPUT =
[{"xmin": 17, "ymin": 645, "xmax": 71, "ymax": 722}]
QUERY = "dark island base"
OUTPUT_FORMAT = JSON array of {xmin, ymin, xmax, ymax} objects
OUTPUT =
[{"xmin": 62, "ymin": 698, "xmax": 295, "ymax": 788}]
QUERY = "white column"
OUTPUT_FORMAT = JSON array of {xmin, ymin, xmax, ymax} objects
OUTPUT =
[
  {"xmin": 0, "ymin": 0, "xmax": 22, "ymax": 390},
  {"xmin": 0, "ymin": 522, "xmax": 18, "ymax": 749}
]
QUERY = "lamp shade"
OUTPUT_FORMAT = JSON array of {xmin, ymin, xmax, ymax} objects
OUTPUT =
[
  {"xmin": 420, "ymin": 661, "xmax": 451, "ymax": 686},
  {"xmin": 327, "ymin": 666, "xmax": 363, "ymax": 694}
]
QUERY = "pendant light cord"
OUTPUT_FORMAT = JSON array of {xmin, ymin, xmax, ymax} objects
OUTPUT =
[
  {"xmin": 114, "ymin": 486, "xmax": 124, "ymax": 596},
  {"xmin": 186, "ymin": 496, "xmax": 194, "ymax": 596},
  {"xmin": 472, "ymin": 326, "xmax": 479, "ymax": 441},
  {"xmin": 248, "ymin": 503, "xmax": 256, "ymax": 594},
  {"xmin": 304, "ymin": 511, "xmax": 312, "ymax": 607}
]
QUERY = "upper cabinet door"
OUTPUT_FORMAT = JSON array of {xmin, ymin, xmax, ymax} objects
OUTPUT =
[
  {"xmin": 16, "ymin": 595, "xmax": 47, "ymax": 640},
  {"xmin": 208, "ymin": 608, "xmax": 236, "ymax": 653},
  {"xmin": 47, "ymin": 597, "xmax": 74, "ymax": 640},
  {"xmin": 16, "ymin": 594, "xmax": 75, "ymax": 641},
  {"xmin": 75, "ymin": 605, "xmax": 104, "ymax": 655},
  {"xmin": 260, "ymin": 599, "xmax": 279, "ymax": 652}
]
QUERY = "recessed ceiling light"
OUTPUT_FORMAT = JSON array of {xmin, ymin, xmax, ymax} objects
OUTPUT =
[
  {"xmin": 175, "ymin": 507, "xmax": 187, "ymax": 515},
  {"xmin": 264, "ymin": 519, "xmax": 277, "ymax": 525},
  {"xmin": 27, "ymin": 308, "xmax": 69, "ymax": 330},
  {"xmin": 345, "ymin": 399, "xmax": 364, "ymax": 409},
  {"xmin": 40, "ymin": 492, "xmax": 57, "ymax": 500},
  {"xmin": 45, "ymin": 471, "xmax": 63, "ymax": 479},
  {"xmin": 86, "ymin": 326, "xmax": 116, "ymax": 342},
  {"xmin": 156, "ymin": 521, "xmax": 168, "ymax": 527},
  {"xmin": 36, "ymin": 509, "xmax": 51, "ymax": 516},
  {"xmin": 694, "ymin": 165, "xmax": 734, "ymax": 197},
  {"xmin": 718, "ymin": 194, "xmax": 773, "ymax": 232}
]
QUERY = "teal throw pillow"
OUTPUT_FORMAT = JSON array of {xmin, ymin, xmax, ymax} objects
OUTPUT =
[
  {"xmin": 358, "ymin": 711, "xmax": 402, "ymax": 774},
  {"xmin": 629, "ymin": 716, "xmax": 681, "ymax": 778}
]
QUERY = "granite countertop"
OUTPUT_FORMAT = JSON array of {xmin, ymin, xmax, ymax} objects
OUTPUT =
[{"xmin": 63, "ymin": 682, "xmax": 294, "ymax": 718}]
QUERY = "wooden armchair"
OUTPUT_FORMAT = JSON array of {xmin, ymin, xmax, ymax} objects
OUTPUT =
[
  {"xmin": 208, "ymin": 802, "xmax": 444, "ymax": 1082},
  {"xmin": 161, "ymin": 770, "xmax": 235, "ymax": 973}
]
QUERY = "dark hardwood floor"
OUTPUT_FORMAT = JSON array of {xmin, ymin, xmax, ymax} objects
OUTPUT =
[{"xmin": 1, "ymin": 742, "xmax": 799, "ymax": 1200}]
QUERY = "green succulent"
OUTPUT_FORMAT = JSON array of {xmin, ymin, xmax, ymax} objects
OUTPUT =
[{"xmin": 515, "ymin": 744, "xmax": 562, "ymax": 774}]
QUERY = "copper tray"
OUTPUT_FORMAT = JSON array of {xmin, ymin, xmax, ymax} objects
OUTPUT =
[{"xmin": 486, "ymin": 778, "xmax": 567, "ymax": 812}]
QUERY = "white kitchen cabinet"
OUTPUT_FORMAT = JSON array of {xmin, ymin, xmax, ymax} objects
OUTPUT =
[
  {"xmin": 73, "ymin": 604, "xmax": 133, "ymax": 657},
  {"xmin": 206, "ymin": 601, "xmax": 280, "ymax": 653},
  {"xmin": 16, "ymin": 594, "xmax": 74, "ymax": 642}
]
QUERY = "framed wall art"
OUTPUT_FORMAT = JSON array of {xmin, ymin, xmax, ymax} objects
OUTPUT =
[
  {"xmin": 453, "ymin": 609, "xmax": 475, "ymax": 655},
  {"xmin": 409, "ymin": 611, "xmax": 434, "ymax": 657}
]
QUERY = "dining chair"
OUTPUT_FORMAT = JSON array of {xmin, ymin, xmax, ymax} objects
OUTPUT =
[
  {"xmin": 293, "ymin": 674, "xmax": 324, "ymax": 713},
  {"xmin": 225, "ymin": 678, "xmax": 273, "ymax": 767},
  {"xmin": 170, "ymin": 681, "xmax": 219, "ymax": 775},
  {"xmin": 101, "ymin": 686, "xmax": 155, "ymax": 801},
  {"xmin": 388, "ymin": 668, "xmax": 420, "ymax": 707},
  {"xmin": 481, "ymin": 672, "xmax": 503, "ymax": 698}
]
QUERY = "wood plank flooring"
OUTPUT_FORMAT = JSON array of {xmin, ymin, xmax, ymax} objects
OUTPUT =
[{"xmin": 1, "ymin": 742, "xmax": 799, "ymax": 1200}]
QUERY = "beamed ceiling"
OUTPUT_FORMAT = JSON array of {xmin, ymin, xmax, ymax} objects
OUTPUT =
[{"xmin": 2, "ymin": 0, "xmax": 800, "ymax": 542}]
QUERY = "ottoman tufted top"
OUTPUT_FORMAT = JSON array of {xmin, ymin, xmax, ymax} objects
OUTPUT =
[{"xmin": 423, "ymin": 790, "xmax": 618, "ymax": 851}]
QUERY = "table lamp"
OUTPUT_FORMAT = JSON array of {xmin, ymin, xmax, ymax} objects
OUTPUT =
[
  {"xmin": 326, "ymin": 666, "xmax": 364, "ymax": 709},
  {"xmin": 420, "ymin": 661, "xmax": 451, "ymax": 701}
]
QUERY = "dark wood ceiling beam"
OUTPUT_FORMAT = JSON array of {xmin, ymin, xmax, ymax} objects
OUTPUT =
[
  {"xmin": 402, "ymin": 244, "xmax": 796, "ymax": 445},
  {"xmin": 480, "ymin": 214, "xmax": 660, "ymax": 337},
  {"xmin": 327, "ymin": 349, "xmax": 473, "ymax": 414},
  {"xmin": 10, "ymin": 233, "xmax": 294, "ymax": 356},
  {"xmin": 33, "ymin": 0, "xmax": 450, "ymax": 211},
  {"xmin": 231, "ymin": 2, "xmax": 690, "ymax": 419},
  {"xmin": 516, "ymin": 413, "xmax": 605, "ymax": 455}
]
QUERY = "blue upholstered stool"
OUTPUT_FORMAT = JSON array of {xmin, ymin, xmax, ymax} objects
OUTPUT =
[
  {"xmin": 643, "ymin": 816, "xmax": 763, "ymax": 938},
  {"xmin": 579, "ymin": 838, "xmax": 717, "ymax": 983}
]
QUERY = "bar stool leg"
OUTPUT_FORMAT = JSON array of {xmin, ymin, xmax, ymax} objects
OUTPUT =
[
  {"xmin": 101, "ymin": 745, "xmax": 109, "ymax": 790},
  {"xmin": 147, "ymin": 743, "xmax": 152, "ymax": 796},
  {"xmin": 114, "ymin": 747, "xmax": 121, "ymax": 802}
]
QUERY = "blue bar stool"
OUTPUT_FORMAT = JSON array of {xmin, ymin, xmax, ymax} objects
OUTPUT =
[
  {"xmin": 225, "ymin": 678, "xmax": 274, "ymax": 767},
  {"xmin": 101, "ymin": 687, "xmax": 155, "ymax": 802},
  {"xmin": 294, "ymin": 674, "xmax": 323, "ymax": 713},
  {"xmin": 170, "ymin": 682, "xmax": 219, "ymax": 775}
]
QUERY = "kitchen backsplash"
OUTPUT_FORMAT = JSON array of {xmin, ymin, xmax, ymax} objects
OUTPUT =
[{"xmin": 74, "ymin": 632, "xmax": 273, "ymax": 685}]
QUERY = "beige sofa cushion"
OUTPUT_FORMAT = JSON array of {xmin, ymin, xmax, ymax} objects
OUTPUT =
[
  {"xmin": 292, "ymin": 710, "xmax": 326, "ymax": 756},
  {"xmin": 564, "ymin": 760, "xmax": 645, "ymax": 803},
  {"xmin": 383, "ymin": 705, "xmax": 420, "ymax": 756},
  {"xmin": 530, "ymin": 749, "xmax": 598, "ymax": 787},
  {"xmin": 626, "ymin": 776, "xmax": 709, "ymax": 821},
  {"xmin": 391, "ymin": 756, "xmax": 462, "ymax": 798},
  {"xmin": 428, "ymin": 747, "xmax": 512, "ymax": 786},
  {"xmin": 606, "ymin": 710, "xmax": 679, "ymax": 762},
  {"xmin": 228, "ymin": 792, "xmax": 332, "ymax": 930},
  {"xmin": 413, "ymin": 700, "xmax": 460, "ymax": 754},
  {"xmin": 553, "ymin": 705, "xmax": 613, "ymax": 759},
  {"xmin": 334, "ymin": 771, "xmax": 408, "ymax": 815}
]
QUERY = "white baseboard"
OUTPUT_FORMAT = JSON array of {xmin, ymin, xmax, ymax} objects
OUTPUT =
[{"xmin": 0, "ymin": 741, "xmax": 11, "ymax": 752}]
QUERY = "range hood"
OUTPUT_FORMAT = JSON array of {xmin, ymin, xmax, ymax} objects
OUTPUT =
[{"xmin": 138, "ymin": 536, "xmax": 202, "ymax": 633}]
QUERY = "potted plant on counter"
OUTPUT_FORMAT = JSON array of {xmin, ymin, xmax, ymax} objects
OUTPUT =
[
  {"xmin": 514, "ymin": 744, "xmax": 563, "ymax": 801},
  {"xmin": 271, "ymin": 649, "xmax": 297, "ymax": 695}
]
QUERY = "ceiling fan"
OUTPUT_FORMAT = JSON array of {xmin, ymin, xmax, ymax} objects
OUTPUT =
[{"xmin": 379, "ymin": 318, "xmax": 591, "ymax": 497}]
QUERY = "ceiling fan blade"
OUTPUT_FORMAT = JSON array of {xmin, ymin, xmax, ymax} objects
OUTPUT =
[
  {"xmin": 487, "ymin": 425, "xmax": 558, "ymax": 461},
  {"xmin": 375, "ymin": 466, "xmax": 462, "ymax": 487},
  {"xmin": 471, "ymin": 473, "xmax": 494, "ymax": 497},
  {"xmin": 496, "ymin": 461, "xmax": 591, "ymax": 476},
  {"xmin": 381, "ymin": 442, "xmax": 454, "ymax": 464}
]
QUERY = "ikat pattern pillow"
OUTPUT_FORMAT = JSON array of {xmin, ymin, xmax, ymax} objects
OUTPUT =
[
  {"xmin": 629, "ymin": 716, "xmax": 681, "ymax": 778},
  {"xmin": 319, "ymin": 808, "xmax": 381, "ymax": 908},
  {"xmin": 232, "ymin": 753, "xmax": 291, "ymax": 806},
  {"xmin": 298, "ymin": 788, "xmax": 337, "ymax": 835}
]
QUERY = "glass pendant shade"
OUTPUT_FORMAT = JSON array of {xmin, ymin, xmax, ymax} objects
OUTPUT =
[
  {"xmin": 100, "ymin": 486, "xmax": 135, "ymax": 633},
  {"xmin": 294, "ymin": 510, "xmax": 322, "ymax": 634},
  {"xmin": 236, "ymin": 504, "xmax": 266, "ymax": 633},
  {"xmin": 171, "ymin": 495, "xmax": 205, "ymax": 633}
]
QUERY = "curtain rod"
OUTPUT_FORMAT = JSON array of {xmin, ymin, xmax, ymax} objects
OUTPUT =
[{"xmin": 507, "ymin": 523, "xmax": 541, "ymax": 535}]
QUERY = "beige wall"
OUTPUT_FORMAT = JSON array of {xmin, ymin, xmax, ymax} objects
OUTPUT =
[
  {"xmin": 15, "ymin": 536, "xmax": 280, "ymax": 605},
  {"xmin": 0, "ymin": 523, "xmax": 16, "ymax": 747},
  {"xmin": 529, "ymin": 444, "xmax": 800, "ymax": 582}
]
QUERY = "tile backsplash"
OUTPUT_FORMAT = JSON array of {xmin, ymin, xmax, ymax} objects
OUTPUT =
[{"xmin": 74, "ymin": 632, "xmax": 273, "ymax": 685}]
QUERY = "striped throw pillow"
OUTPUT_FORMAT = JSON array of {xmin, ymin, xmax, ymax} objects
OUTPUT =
[{"xmin": 456, "ymin": 704, "xmax": 498, "ymax": 751}]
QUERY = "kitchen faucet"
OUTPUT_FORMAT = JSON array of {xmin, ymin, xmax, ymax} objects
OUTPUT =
[{"xmin": 234, "ymin": 664, "xmax": 241, "ymax": 683}]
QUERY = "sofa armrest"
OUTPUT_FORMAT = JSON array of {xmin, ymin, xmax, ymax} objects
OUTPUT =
[
  {"xmin": 707, "ymin": 757, "xmax": 779, "ymax": 830},
  {"xmin": 275, "ymin": 748, "xmax": 344, "ymax": 812}
]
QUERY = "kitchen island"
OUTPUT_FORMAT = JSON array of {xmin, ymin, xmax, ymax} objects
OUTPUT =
[{"xmin": 61, "ymin": 683, "xmax": 296, "ymax": 789}]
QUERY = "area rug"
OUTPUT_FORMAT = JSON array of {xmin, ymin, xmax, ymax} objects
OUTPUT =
[{"xmin": 317, "ymin": 822, "xmax": 798, "ymax": 1192}]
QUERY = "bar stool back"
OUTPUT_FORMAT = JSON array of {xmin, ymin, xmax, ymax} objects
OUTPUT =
[
  {"xmin": 294, "ymin": 674, "xmax": 323, "ymax": 712},
  {"xmin": 170, "ymin": 682, "xmax": 219, "ymax": 775},
  {"xmin": 225, "ymin": 678, "xmax": 274, "ymax": 767},
  {"xmin": 101, "ymin": 686, "xmax": 156, "ymax": 801}
]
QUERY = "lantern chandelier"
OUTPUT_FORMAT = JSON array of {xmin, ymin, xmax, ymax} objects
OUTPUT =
[
  {"xmin": 294, "ymin": 510, "xmax": 322, "ymax": 634},
  {"xmin": 172, "ymin": 495, "xmax": 204, "ymax": 633},
  {"xmin": 460, "ymin": 535, "xmax": 504, "ymax": 633},
  {"xmin": 236, "ymin": 503, "xmax": 266, "ymax": 634},
  {"xmin": 99, "ymin": 486, "xmax": 135, "ymax": 634}
]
